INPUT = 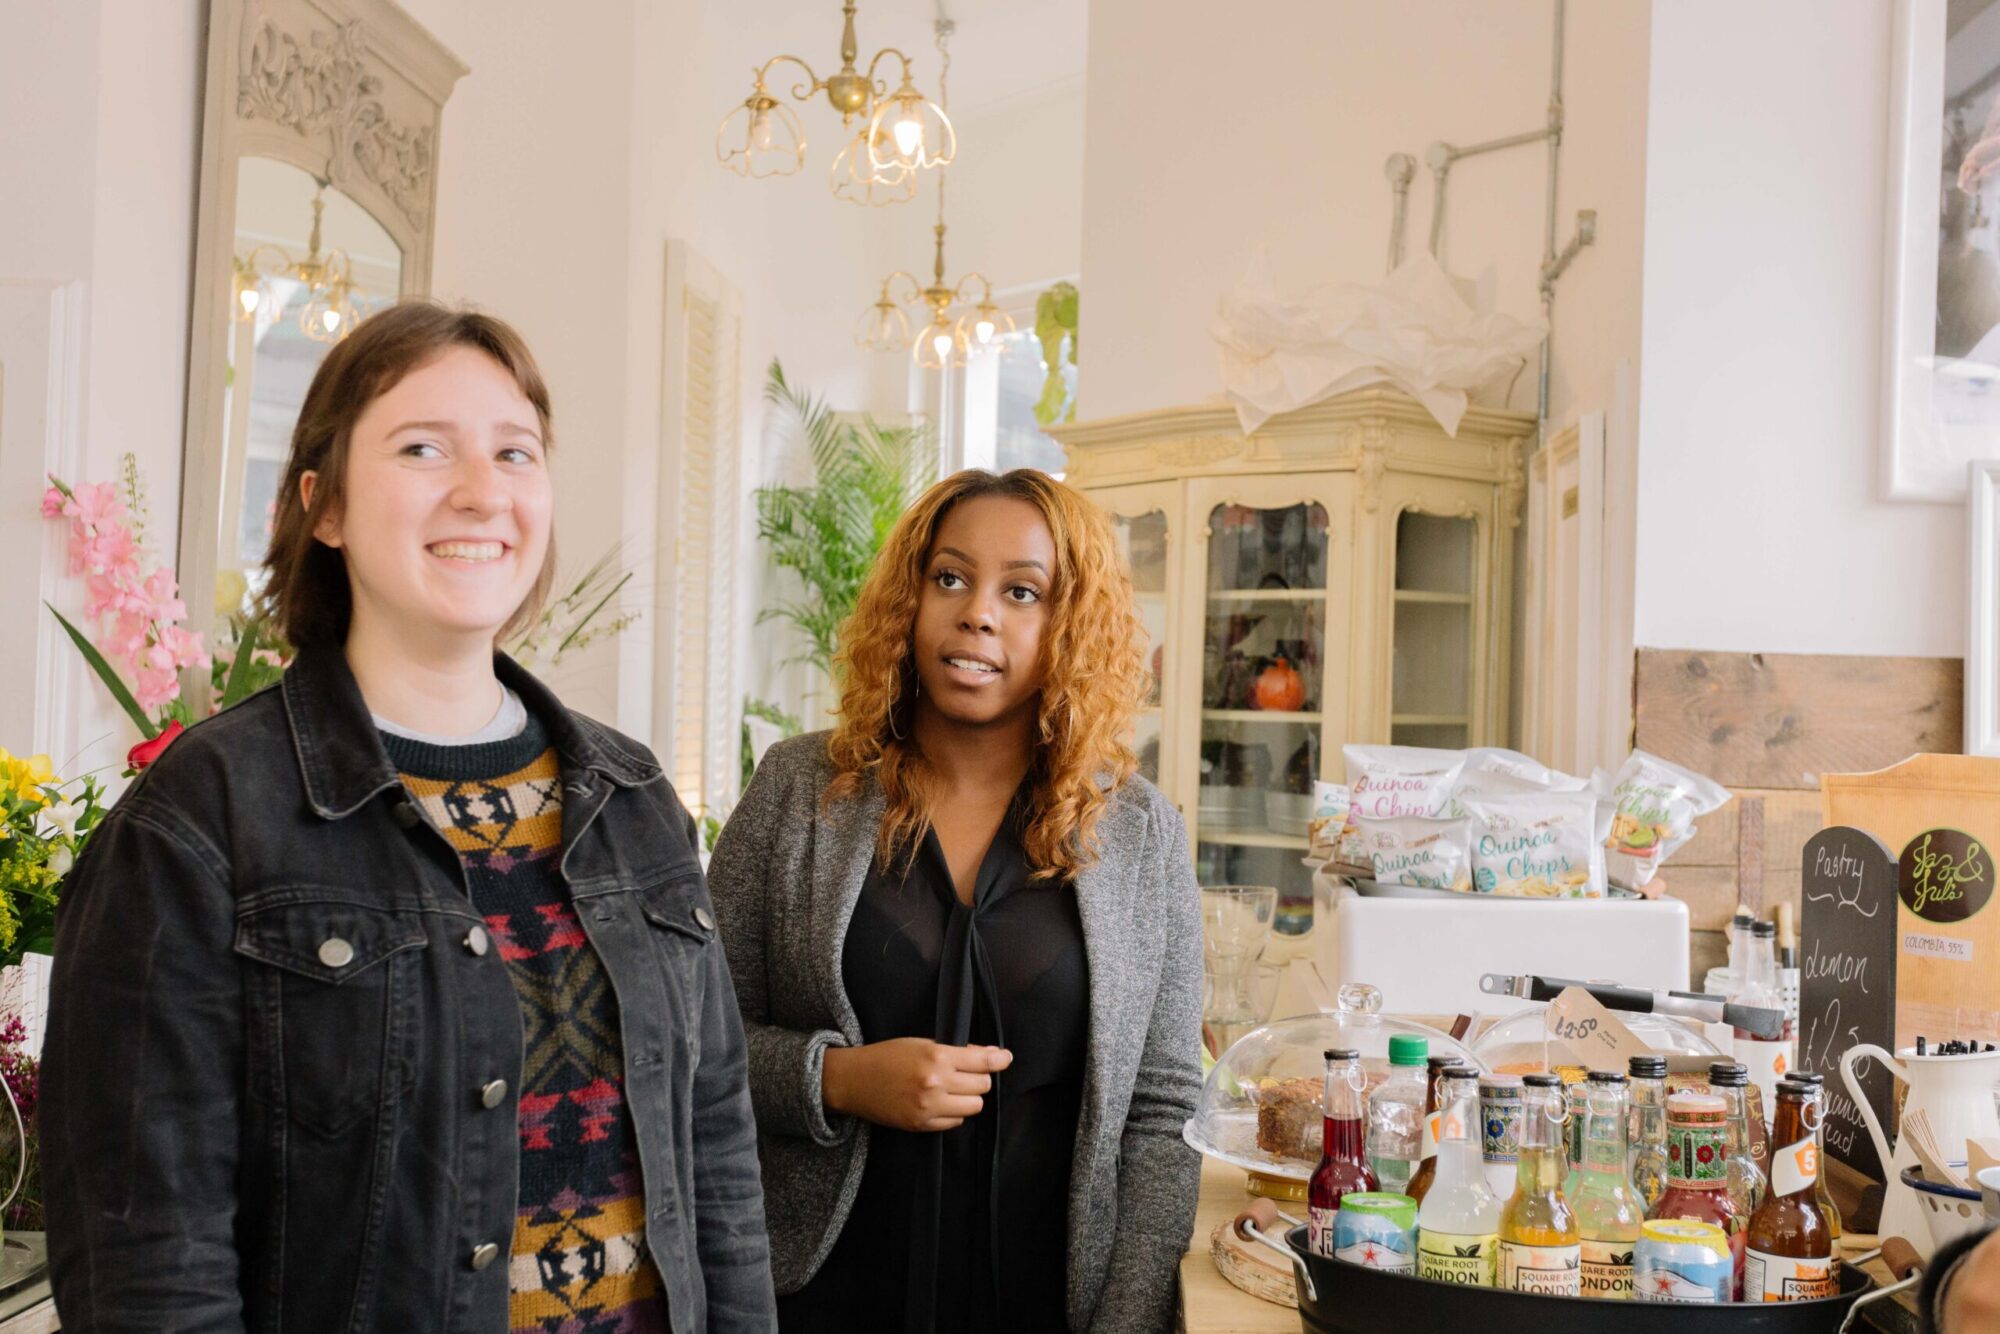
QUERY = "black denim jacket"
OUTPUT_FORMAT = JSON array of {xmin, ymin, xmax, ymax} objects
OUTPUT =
[{"xmin": 41, "ymin": 646, "xmax": 776, "ymax": 1332}]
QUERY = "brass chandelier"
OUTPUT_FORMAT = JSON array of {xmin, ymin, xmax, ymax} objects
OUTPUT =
[
  {"xmin": 230, "ymin": 181, "xmax": 361, "ymax": 343},
  {"xmin": 855, "ymin": 19, "xmax": 1012, "ymax": 369},
  {"xmin": 717, "ymin": 0, "xmax": 956, "ymax": 205}
]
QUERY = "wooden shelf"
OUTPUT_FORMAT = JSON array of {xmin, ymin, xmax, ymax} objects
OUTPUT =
[
  {"xmin": 1195, "ymin": 829, "xmax": 1311, "ymax": 850},
  {"xmin": 1201, "ymin": 709, "xmax": 1324, "ymax": 724},
  {"xmin": 1390, "ymin": 713, "xmax": 1470, "ymax": 726},
  {"xmin": 1393, "ymin": 589, "xmax": 1474, "ymax": 605},
  {"xmin": 1204, "ymin": 588, "xmax": 1328, "ymax": 603}
]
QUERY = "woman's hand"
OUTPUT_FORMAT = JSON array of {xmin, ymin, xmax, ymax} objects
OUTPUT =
[{"xmin": 822, "ymin": 1039, "xmax": 1013, "ymax": 1132}]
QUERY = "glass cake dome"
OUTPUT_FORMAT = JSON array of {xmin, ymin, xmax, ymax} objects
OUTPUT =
[
  {"xmin": 1182, "ymin": 983, "xmax": 1484, "ymax": 1181},
  {"xmin": 1470, "ymin": 1003, "xmax": 1720, "ymax": 1076}
]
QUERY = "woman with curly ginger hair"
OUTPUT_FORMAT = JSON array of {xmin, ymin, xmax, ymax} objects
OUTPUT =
[{"xmin": 708, "ymin": 469, "xmax": 1202, "ymax": 1332}]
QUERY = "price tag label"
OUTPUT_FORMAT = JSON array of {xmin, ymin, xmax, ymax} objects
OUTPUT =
[{"xmin": 1545, "ymin": 987, "xmax": 1653, "ymax": 1069}]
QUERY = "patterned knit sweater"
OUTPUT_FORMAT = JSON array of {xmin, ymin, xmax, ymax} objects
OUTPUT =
[{"xmin": 382, "ymin": 715, "xmax": 668, "ymax": 1334}]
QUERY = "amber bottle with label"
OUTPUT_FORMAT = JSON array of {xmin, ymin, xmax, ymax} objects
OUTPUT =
[
  {"xmin": 1743, "ymin": 1080, "xmax": 1836, "ymax": 1302},
  {"xmin": 1405, "ymin": 1055, "xmax": 1457, "ymax": 1205}
]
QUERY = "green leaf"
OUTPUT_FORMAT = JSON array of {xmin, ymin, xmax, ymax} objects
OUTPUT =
[
  {"xmin": 45, "ymin": 604, "xmax": 157, "ymax": 738},
  {"xmin": 219, "ymin": 618, "xmax": 263, "ymax": 708}
]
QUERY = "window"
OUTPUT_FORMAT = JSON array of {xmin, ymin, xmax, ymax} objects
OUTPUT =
[{"xmin": 928, "ymin": 286, "xmax": 1076, "ymax": 477}]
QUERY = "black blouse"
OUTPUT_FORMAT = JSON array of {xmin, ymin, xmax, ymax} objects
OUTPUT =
[{"xmin": 776, "ymin": 803, "xmax": 1090, "ymax": 1333}]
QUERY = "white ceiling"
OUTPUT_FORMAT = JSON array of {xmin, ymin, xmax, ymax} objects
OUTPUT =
[{"xmin": 717, "ymin": 0, "xmax": 1086, "ymax": 121}]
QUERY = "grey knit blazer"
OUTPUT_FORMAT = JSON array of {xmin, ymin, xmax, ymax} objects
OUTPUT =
[{"xmin": 705, "ymin": 733, "xmax": 1203, "ymax": 1333}]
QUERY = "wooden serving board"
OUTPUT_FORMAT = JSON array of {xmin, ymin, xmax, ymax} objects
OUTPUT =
[{"xmin": 1208, "ymin": 1219, "xmax": 1297, "ymax": 1308}]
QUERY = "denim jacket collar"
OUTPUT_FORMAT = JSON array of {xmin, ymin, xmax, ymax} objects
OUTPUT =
[{"xmin": 281, "ymin": 642, "xmax": 659, "ymax": 820}]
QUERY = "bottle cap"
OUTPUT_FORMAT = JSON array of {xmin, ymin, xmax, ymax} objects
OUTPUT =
[
  {"xmin": 1587, "ymin": 1070, "xmax": 1629, "ymax": 1084},
  {"xmin": 1523, "ymin": 1072, "xmax": 1563, "ymax": 1089},
  {"xmin": 1707, "ymin": 1060, "xmax": 1749, "ymax": 1087},
  {"xmin": 1478, "ymin": 1073, "xmax": 1523, "ymax": 1094},
  {"xmin": 1387, "ymin": 1034, "xmax": 1429, "ymax": 1067},
  {"xmin": 1324, "ymin": 1048, "xmax": 1359, "ymax": 1062},
  {"xmin": 1426, "ymin": 1054, "xmax": 1457, "ymax": 1071},
  {"xmin": 1628, "ymin": 1054, "xmax": 1668, "ymax": 1079},
  {"xmin": 1335, "ymin": 1192, "xmax": 1418, "ymax": 1229},
  {"xmin": 1776, "ymin": 1079, "xmax": 1813, "ymax": 1098},
  {"xmin": 1442, "ymin": 1064, "xmax": 1480, "ymax": 1081},
  {"xmin": 1792, "ymin": 1070, "xmax": 1825, "ymax": 1086},
  {"xmin": 1753, "ymin": 920, "xmax": 1776, "ymax": 937}
]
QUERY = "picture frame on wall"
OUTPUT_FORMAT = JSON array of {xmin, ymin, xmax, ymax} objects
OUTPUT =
[
  {"xmin": 1883, "ymin": 0, "xmax": 2000, "ymax": 501},
  {"xmin": 1967, "ymin": 458, "xmax": 2000, "ymax": 756}
]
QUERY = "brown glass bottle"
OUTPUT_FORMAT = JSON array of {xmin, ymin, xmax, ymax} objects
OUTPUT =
[
  {"xmin": 1405, "ymin": 1055, "xmax": 1457, "ymax": 1205},
  {"xmin": 1742, "ymin": 1080, "xmax": 1836, "ymax": 1302}
]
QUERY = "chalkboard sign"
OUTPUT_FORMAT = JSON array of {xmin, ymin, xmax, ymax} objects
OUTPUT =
[{"xmin": 1798, "ymin": 826, "xmax": 1898, "ymax": 1187}]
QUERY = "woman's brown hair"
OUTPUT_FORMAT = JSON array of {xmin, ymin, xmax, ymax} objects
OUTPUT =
[
  {"xmin": 825, "ymin": 469, "xmax": 1150, "ymax": 880},
  {"xmin": 260, "ymin": 300, "xmax": 556, "ymax": 650}
]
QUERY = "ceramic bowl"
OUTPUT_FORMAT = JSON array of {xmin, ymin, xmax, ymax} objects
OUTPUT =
[{"xmin": 1903, "ymin": 1164, "xmax": 1989, "ymax": 1252}]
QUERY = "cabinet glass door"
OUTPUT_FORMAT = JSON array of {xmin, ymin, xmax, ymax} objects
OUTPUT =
[
  {"xmin": 1093, "ymin": 482, "xmax": 1179, "ymax": 789},
  {"xmin": 1390, "ymin": 510, "xmax": 1477, "ymax": 749},
  {"xmin": 1191, "ymin": 491, "xmax": 1331, "ymax": 935}
]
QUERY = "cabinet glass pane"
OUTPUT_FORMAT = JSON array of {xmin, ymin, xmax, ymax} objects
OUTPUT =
[
  {"xmin": 1202, "ymin": 601, "xmax": 1323, "ymax": 711},
  {"xmin": 1111, "ymin": 508, "xmax": 1169, "ymax": 706},
  {"xmin": 1196, "ymin": 718, "xmax": 1318, "ymax": 934},
  {"xmin": 1197, "ymin": 842, "xmax": 1313, "ymax": 937},
  {"xmin": 1206, "ymin": 502, "xmax": 1328, "ymax": 592},
  {"xmin": 1135, "ymin": 709, "xmax": 1162, "ymax": 785},
  {"xmin": 1391, "ymin": 510, "xmax": 1476, "ymax": 752}
]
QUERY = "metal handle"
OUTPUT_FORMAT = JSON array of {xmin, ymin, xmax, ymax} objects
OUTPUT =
[{"xmin": 1233, "ymin": 1199, "xmax": 1317, "ymax": 1304}]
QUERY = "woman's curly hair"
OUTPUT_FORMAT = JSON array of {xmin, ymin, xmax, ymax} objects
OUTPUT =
[{"xmin": 825, "ymin": 469, "xmax": 1150, "ymax": 881}]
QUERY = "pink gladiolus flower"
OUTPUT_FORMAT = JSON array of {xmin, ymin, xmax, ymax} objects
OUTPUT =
[
  {"xmin": 39, "ymin": 487, "xmax": 65, "ymax": 518},
  {"xmin": 79, "ymin": 523, "xmax": 139, "ymax": 577},
  {"xmin": 158, "ymin": 624, "xmax": 210, "ymax": 670},
  {"xmin": 68, "ymin": 481, "xmax": 126, "ymax": 528},
  {"xmin": 139, "ymin": 568, "xmax": 187, "ymax": 626},
  {"xmin": 133, "ymin": 663, "xmax": 180, "ymax": 713}
]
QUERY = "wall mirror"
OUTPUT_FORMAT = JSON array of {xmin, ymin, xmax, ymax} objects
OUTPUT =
[{"xmin": 178, "ymin": 0, "xmax": 464, "ymax": 665}]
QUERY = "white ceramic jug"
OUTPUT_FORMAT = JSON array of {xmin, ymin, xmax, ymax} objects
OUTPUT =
[{"xmin": 1840, "ymin": 1043, "xmax": 2000, "ymax": 1256}]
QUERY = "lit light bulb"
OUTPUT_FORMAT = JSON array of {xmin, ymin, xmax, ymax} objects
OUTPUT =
[
  {"xmin": 932, "ymin": 331, "xmax": 954, "ymax": 359},
  {"xmin": 750, "ymin": 110, "xmax": 775, "ymax": 152},
  {"xmin": 974, "ymin": 318, "xmax": 996, "ymax": 344},
  {"xmin": 320, "ymin": 308, "xmax": 342, "ymax": 333},
  {"xmin": 893, "ymin": 111, "xmax": 923, "ymax": 158},
  {"xmin": 238, "ymin": 286, "xmax": 260, "ymax": 316}
]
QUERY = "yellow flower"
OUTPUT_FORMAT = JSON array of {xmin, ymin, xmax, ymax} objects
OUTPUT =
[
  {"xmin": 215, "ymin": 567, "xmax": 250, "ymax": 621},
  {"xmin": 0, "ymin": 750, "xmax": 56, "ymax": 808}
]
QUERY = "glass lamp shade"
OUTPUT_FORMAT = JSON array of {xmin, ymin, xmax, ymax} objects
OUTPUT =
[
  {"xmin": 954, "ymin": 302, "xmax": 1015, "ymax": 350},
  {"xmin": 855, "ymin": 296, "xmax": 912, "ymax": 352},
  {"xmin": 866, "ymin": 85, "xmax": 956, "ymax": 175},
  {"xmin": 913, "ymin": 317, "xmax": 966, "ymax": 370},
  {"xmin": 716, "ymin": 92, "xmax": 806, "ymax": 178},
  {"xmin": 831, "ymin": 125, "xmax": 916, "ymax": 206}
]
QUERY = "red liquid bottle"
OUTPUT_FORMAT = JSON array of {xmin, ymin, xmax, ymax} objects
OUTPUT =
[{"xmin": 1308, "ymin": 1047, "xmax": 1377, "ymax": 1259}]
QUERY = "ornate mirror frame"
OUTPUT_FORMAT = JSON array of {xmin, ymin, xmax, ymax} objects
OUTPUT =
[{"xmin": 176, "ymin": 0, "xmax": 465, "ymax": 660}]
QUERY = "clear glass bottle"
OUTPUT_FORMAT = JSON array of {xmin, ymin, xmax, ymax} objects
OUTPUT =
[
  {"xmin": 1571, "ymin": 1072, "xmax": 1645, "ymax": 1300},
  {"xmin": 1744, "ymin": 1079, "xmax": 1837, "ymax": 1301},
  {"xmin": 1405, "ymin": 1054, "xmax": 1458, "ymax": 1206},
  {"xmin": 1498, "ymin": 1073, "xmax": 1580, "ymax": 1295},
  {"xmin": 1308, "ymin": 1048, "xmax": 1376, "ymax": 1259},
  {"xmin": 1627, "ymin": 1054, "xmax": 1671, "ymax": 1212},
  {"xmin": 1417, "ymin": 1066, "xmax": 1500, "ymax": 1287},
  {"xmin": 1732, "ymin": 921, "xmax": 1792, "ymax": 1120},
  {"xmin": 1711, "ymin": 1060, "xmax": 1769, "ymax": 1226},
  {"xmin": 1366, "ymin": 1034, "xmax": 1429, "ymax": 1195}
]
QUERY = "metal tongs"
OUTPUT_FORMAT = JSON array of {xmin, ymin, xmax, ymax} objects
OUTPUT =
[
  {"xmin": 1230, "ymin": 1197, "xmax": 1316, "ymax": 1303},
  {"xmin": 1480, "ymin": 971, "xmax": 1787, "ymax": 1039},
  {"xmin": 1836, "ymin": 1237, "xmax": 1926, "ymax": 1334}
]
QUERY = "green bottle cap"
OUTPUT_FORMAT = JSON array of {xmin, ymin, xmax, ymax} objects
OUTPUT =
[
  {"xmin": 1337, "ymin": 1192, "xmax": 1418, "ymax": 1229},
  {"xmin": 1387, "ymin": 1034, "xmax": 1429, "ymax": 1066}
]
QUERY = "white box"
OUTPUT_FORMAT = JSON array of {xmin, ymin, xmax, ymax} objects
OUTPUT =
[{"xmin": 1324, "ymin": 895, "xmax": 1690, "ymax": 1018}]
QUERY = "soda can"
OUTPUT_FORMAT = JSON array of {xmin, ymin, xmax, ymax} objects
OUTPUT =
[
  {"xmin": 1631, "ymin": 1219, "xmax": 1733, "ymax": 1304},
  {"xmin": 1332, "ymin": 1192, "xmax": 1417, "ymax": 1275}
]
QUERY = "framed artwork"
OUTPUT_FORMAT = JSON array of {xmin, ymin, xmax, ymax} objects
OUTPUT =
[
  {"xmin": 1967, "ymin": 458, "xmax": 2000, "ymax": 756},
  {"xmin": 1884, "ymin": 0, "xmax": 2000, "ymax": 501}
]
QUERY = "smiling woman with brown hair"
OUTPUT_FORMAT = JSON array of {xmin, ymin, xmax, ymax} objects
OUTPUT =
[{"xmin": 708, "ymin": 468, "xmax": 1203, "ymax": 1333}]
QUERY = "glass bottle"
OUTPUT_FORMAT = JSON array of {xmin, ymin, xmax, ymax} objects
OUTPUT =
[
  {"xmin": 1791, "ymin": 1071, "xmax": 1844, "ymax": 1267},
  {"xmin": 1627, "ymin": 1054, "xmax": 1671, "ymax": 1212},
  {"xmin": 1308, "ymin": 1048, "xmax": 1376, "ymax": 1259},
  {"xmin": 1405, "ymin": 1054, "xmax": 1458, "ymax": 1205},
  {"xmin": 1366, "ymin": 1034, "xmax": 1429, "ymax": 1195},
  {"xmin": 1711, "ymin": 1061, "xmax": 1769, "ymax": 1228},
  {"xmin": 1571, "ymin": 1072, "xmax": 1645, "ymax": 1300},
  {"xmin": 1564, "ymin": 1071, "xmax": 1621, "ymax": 1200},
  {"xmin": 1650, "ymin": 1090, "xmax": 1746, "ymax": 1298},
  {"xmin": 1498, "ymin": 1073, "xmax": 1580, "ymax": 1295},
  {"xmin": 1744, "ymin": 1080, "xmax": 1837, "ymax": 1301},
  {"xmin": 1733, "ymin": 921, "xmax": 1792, "ymax": 1121},
  {"xmin": 1417, "ymin": 1067, "xmax": 1499, "ymax": 1287}
]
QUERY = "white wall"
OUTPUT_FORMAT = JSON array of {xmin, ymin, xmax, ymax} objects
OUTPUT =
[
  {"xmin": 1076, "ymin": 0, "xmax": 1649, "ymax": 435},
  {"xmin": 1635, "ymin": 0, "xmax": 1963, "ymax": 658}
]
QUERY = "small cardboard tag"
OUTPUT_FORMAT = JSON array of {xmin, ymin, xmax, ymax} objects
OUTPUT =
[{"xmin": 1546, "ymin": 986, "xmax": 1655, "ymax": 1070}]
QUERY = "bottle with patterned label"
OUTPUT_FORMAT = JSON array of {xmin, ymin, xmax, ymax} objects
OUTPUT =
[
  {"xmin": 1498, "ymin": 1073, "xmax": 1580, "ymax": 1296},
  {"xmin": 1417, "ymin": 1066, "xmax": 1499, "ymax": 1287},
  {"xmin": 1308, "ymin": 1048, "xmax": 1376, "ymax": 1259},
  {"xmin": 1649, "ymin": 1089, "xmax": 1745, "ymax": 1297},
  {"xmin": 1572, "ymin": 1071, "xmax": 1644, "ymax": 1300},
  {"xmin": 1743, "ymin": 1079, "xmax": 1837, "ymax": 1302}
]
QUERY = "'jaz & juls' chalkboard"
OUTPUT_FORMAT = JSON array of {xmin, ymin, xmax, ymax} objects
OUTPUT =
[{"xmin": 1798, "ymin": 826, "xmax": 1897, "ymax": 1187}]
